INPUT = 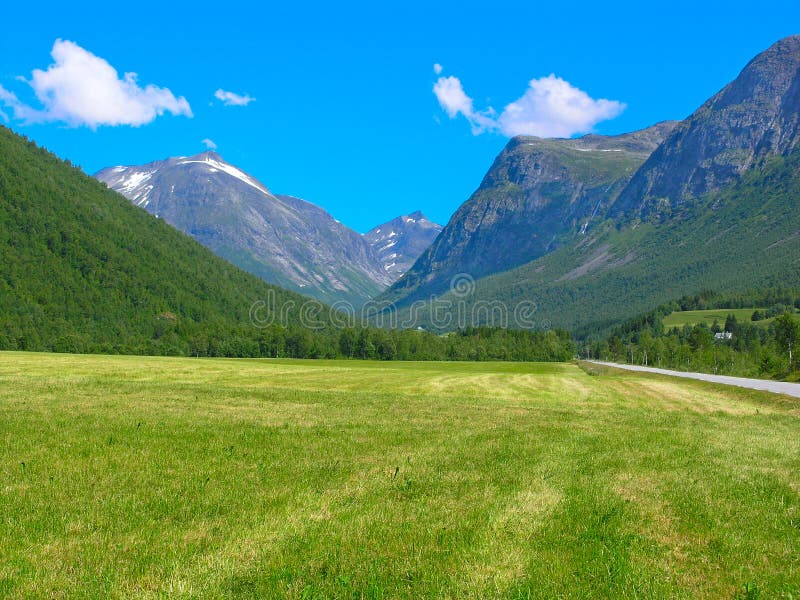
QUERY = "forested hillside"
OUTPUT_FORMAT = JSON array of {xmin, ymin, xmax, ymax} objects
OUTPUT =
[
  {"xmin": 0, "ymin": 126, "xmax": 332, "ymax": 355},
  {"xmin": 0, "ymin": 126, "xmax": 574, "ymax": 362}
]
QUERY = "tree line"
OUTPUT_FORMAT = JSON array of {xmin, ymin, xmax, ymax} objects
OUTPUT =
[
  {"xmin": 586, "ymin": 289, "xmax": 800, "ymax": 379},
  {"xmin": 0, "ymin": 318, "xmax": 575, "ymax": 363}
]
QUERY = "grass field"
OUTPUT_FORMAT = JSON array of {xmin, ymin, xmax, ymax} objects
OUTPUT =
[
  {"xmin": 662, "ymin": 308, "xmax": 771, "ymax": 329},
  {"xmin": 1, "ymin": 352, "xmax": 799, "ymax": 598}
]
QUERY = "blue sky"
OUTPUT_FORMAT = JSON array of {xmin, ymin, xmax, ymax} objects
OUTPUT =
[{"xmin": 1, "ymin": 1, "xmax": 799, "ymax": 232}]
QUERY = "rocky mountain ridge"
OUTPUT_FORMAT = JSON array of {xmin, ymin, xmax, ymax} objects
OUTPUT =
[
  {"xmin": 384, "ymin": 121, "xmax": 678, "ymax": 304},
  {"xmin": 613, "ymin": 35, "xmax": 800, "ymax": 219},
  {"xmin": 379, "ymin": 35, "xmax": 800, "ymax": 333},
  {"xmin": 97, "ymin": 152, "xmax": 392, "ymax": 306}
]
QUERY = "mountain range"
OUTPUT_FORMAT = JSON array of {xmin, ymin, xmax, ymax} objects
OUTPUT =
[
  {"xmin": 383, "ymin": 121, "xmax": 678, "ymax": 304},
  {"xmin": 364, "ymin": 212, "xmax": 442, "ymax": 278},
  {"xmin": 4, "ymin": 35, "xmax": 800, "ymax": 349},
  {"xmin": 379, "ymin": 35, "xmax": 800, "ymax": 333},
  {"xmin": 96, "ymin": 154, "xmax": 440, "ymax": 306}
]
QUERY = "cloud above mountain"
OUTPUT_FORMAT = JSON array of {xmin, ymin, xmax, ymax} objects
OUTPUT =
[
  {"xmin": 432, "ymin": 75, "xmax": 496, "ymax": 134},
  {"xmin": 214, "ymin": 89, "xmax": 256, "ymax": 106},
  {"xmin": 0, "ymin": 39, "xmax": 192, "ymax": 129},
  {"xmin": 433, "ymin": 68, "xmax": 625, "ymax": 138}
]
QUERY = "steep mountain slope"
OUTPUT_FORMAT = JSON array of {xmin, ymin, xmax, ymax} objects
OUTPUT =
[
  {"xmin": 96, "ymin": 152, "xmax": 391, "ymax": 306},
  {"xmin": 364, "ymin": 211, "xmax": 442, "ymax": 280},
  {"xmin": 0, "ymin": 126, "xmax": 333, "ymax": 354},
  {"xmin": 614, "ymin": 35, "xmax": 800, "ymax": 219},
  {"xmin": 386, "ymin": 36, "xmax": 800, "ymax": 334},
  {"xmin": 415, "ymin": 151, "xmax": 800, "ymax": 335},
  {"xmin": 383, "ymin": 121, "xmax": 677, "ymax": 304}
]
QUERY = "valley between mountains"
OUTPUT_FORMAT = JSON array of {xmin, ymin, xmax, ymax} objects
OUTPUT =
[
  {"xmin": 2, "ymin": 23, "xmax": 800, "ymax": 600},
  {"xmin": 1, "ymin": 35, "xmax": 799, "ymax": 361}
]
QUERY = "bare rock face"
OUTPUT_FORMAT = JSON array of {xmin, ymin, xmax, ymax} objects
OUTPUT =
[
  {"xmin": 384, "ymin": 122, "xmax": 677, "ymax": 304},
  {"xmin": 364, "ymin": 212, "xmax": 442, "ymax": 281},
  {"xmin": 96, "ymin": 152, "xmax": 391, "ymax": 306},
  {"xmin": 614, "ymin": 35, "xmax": 800, "ymax": 219}
]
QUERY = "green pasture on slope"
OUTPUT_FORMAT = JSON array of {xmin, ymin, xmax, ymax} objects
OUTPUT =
[{"xmin": 662, "ymin": 308, "xmax": 772, "ymax": 329}]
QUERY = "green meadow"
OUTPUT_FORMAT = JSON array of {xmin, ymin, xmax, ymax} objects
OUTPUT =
[
  {"xmin": 662, "ymin": 308, "xmax": 769, "ymax": 329},
  {"xmin": 1, "ymin": 353, "xmax": 799, "ymax": 598}
]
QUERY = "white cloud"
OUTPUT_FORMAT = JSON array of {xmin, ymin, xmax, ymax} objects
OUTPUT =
[
  {"xmin": 497, "ymin": 75, "xmax": 626, "ymax": 137},
  {"xmin": 433, "ymin": 72, "xmax": 625, "ymax": 138},
  {"xmin": 201, "ymin": 138, "xmax": 217, "ymax": 150},
  {"xmin": 432, "ymin": 75, "xmax": 496, "ymax": 134},
  {"xmin": 433, "ymin": 63, "xmax": 443, "ymax": 75},
  {"xmin": 214, "ymin": 89, "xmax": 255, "ymax": 107},
  {"xmin": 0, "ymin": 39, "xmax": 192, "ymax": 129},
  {"xmin": 433, "ymin": 76, "xmax": 473, "ymax": 119}
]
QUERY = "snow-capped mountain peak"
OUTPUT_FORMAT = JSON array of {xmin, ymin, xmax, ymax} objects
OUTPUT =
[
  {"xmin": 94, "ymin": 153, "xmax": 394, "ymax": 306},
  {"xmin": 364, "ymin": 211, "xmax": 442, "ymax": 279},
  {"xmin": 174, "ymin": 152, "xmax": 270, "ymax": 196},
  {"xmin": 99, "ymin": 151, "xmax": 271, "ymax": 208}
]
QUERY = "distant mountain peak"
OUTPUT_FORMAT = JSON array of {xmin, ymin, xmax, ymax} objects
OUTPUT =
[
  {"xmin": 96, "ymin": 155, "xmax": 392, "ymax": 305},
  {"xmin": 189, "ymin": 150, "xmax": 224, "ymax": 162},
  {"xmin": 364, "ymin": 212, "xmax": 442, "ymax": 279},
  {"xmin": 171, "ymin": 152, "xmax": 271, "ymax": 195},
  {"xmin": 364, "ymin": 210, "xmax": 442, "ymax": 281},
  {"xmin": 98, "ymin": 151, "xmax": 272, "ymax": 204}
]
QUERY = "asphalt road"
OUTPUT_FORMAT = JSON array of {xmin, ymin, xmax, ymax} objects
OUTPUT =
[{"xmin": 588, "ymin": 361, "xmax": 800, "ymax": 399}]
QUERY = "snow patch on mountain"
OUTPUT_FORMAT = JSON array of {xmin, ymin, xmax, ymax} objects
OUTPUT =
[
  {"xmin": 364, "ymin": 212, "xmax": 443, "ymax": 280},
  {"xmin": 177, "ymin": 156, "xmax": 269, "ymax": 196},
  {"xmin": 118, "ymin": 170, "xmax": 156, "ymax": 194}
]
